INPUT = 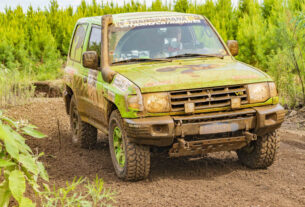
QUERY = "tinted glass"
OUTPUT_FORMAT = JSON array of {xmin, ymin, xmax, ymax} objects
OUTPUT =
[
  {"xmin": 109, "ymin": 19, "xmax": 227, "ymax": 63},
  {"xmin": 87, "ymin": 26, "xmax": 102, "ymax": 61},
  {"xmin": 70, "ymin": 24, "xmax": 87, "ymax": 62}
]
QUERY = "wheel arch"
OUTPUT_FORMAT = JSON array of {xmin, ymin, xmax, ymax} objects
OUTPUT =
[
  {"xmin": 64, "ymin": 84, "xmax": 74, "ymax": 115},
  {"xmin": 107, "ymin": 100, "xmax": 118, "ymax": 124}
]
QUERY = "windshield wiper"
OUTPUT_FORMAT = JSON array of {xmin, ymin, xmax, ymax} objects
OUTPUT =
[
  {"xmin": 112, "ymin": 58, "xmax": 172, "ymax": 65},
  {"xmin": 167, "ymin": 53, "xmax": 224, "ymax": 59}
]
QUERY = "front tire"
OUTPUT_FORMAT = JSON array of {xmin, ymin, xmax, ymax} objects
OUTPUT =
[
  {"xmin": 237, "ymin": 131, "xmax": 279, "ymax": 169},
  {"xmin": 69, "ymin": 95, "xmax": 97, "ymax": 149},
  {"xmin": 109, "ymin": 110, "xmax": 150, "ymax": 181}
]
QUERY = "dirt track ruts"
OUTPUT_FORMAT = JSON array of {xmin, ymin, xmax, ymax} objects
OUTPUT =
[{"xmin": 4, "ymin": 98, "xmax": 305, "ymax": 207}]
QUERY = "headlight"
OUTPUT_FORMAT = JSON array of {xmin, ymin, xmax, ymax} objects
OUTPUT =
[
  {"xmin": 268, "ymin": 82, "xmax": 277, "ymax": 97},
  {"xmin": 248, "ymin": 83, "xmax": 270, "ymax": 103},
  {"xmin": 143, "ymin": 93, "xmax": 170, "ymax": 113},
  {"xmin": 247, "ymin": 82, "xmax": 277, "ymax": 104}
]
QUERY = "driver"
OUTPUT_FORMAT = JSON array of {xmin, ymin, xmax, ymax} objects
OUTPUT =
[
  {"xmin": 149, "ymin": 27, "xmax": 184, "ymax": 58},
  {"xmin": 167, "ymin": 27, "xmax": 183, "ymax": 55}
]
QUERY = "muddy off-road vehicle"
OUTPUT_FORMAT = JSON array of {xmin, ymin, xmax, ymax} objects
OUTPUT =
[{"xmin": 64, "ymin": 12, "xmax": 285, "ymax": 181}]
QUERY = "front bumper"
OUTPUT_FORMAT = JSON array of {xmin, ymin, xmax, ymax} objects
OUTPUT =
[{"xmin": 124, "ymin": 104, "xmax": 285, "ymax": 146}]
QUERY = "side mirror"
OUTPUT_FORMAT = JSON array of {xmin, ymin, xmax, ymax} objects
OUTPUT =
[
  {"xmin": 227, "ymin": 40, "xmax": 238, "ymax": 56},
  {"xmin": 83, "ymin": 51, "xmax": 98, "ymax": 69}
]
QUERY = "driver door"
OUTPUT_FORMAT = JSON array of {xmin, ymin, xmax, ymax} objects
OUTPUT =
[{"xmin": 83, "ymin": 25, "xmax": 108, "ymax": 130}]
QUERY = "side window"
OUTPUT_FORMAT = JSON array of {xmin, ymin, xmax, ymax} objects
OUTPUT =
[
  {"xmin": 87, "ymin": 26, "xmax": 102, "ymax": 62},
  {"xmin": 70, "ymin": 24, "xmax": 87, "ymax": 62}
]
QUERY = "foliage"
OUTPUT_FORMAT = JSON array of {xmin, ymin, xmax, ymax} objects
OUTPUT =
[
  {"xmin": 0, "ymin": 110, "xmax": 48, "ymax": 207},
  {"xmin": 42, "ymin": 176, "xmax": 116, "ymax": 207},
  {"xmin": 174, "ymin": 0, "xmax": 189, "ymax": 12},
  {"xmin": 0, "ymin": 6, "xmax": 62, "ymax": 81},
  {"xmin": 0, "ymin": 112, "xmax": 115, "ymax": 206},
  {"xmin": 1, "ymin": 0, "xmax": 305, "ymax": 107}
]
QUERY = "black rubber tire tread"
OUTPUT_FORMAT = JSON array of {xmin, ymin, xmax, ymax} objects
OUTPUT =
[
  {"xmin": 78, "ymin": 120, "xmax": 97, "ymax": 149},
  {"xmin": 70, "ymin": 95, "xmax": 97, "ymax": 149},
  {"xmin": 125, "ymin": 140, "xmax": 151, "ymax": 181},
  {"xmin": 109, "ymin": 110, "xmax": 150, "ymax": 181},
  {"xmin": 237, "ymin": 131, "xmax": 279, "ymax": 169}
]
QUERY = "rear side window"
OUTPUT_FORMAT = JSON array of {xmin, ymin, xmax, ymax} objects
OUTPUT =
[
  {"xmin": 87, "ymin": 26, "xmax": 102, "ymax": 62},
  {"xmin": 70, "ymin": 24, "xmax": 87, "ymax": 62}
]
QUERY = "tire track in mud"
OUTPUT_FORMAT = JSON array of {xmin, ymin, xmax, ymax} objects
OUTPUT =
[{"xmin": 4, "ymin": 98, "xmax": 305, "ymax": 207}]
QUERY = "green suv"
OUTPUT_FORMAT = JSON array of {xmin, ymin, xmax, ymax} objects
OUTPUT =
[{"xmin": 64, "ymin": 12, "xmax": 285, "ymax": 181}]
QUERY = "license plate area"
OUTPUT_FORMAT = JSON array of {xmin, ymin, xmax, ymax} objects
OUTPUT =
[{"xmin": 199, "ymin": 122, "xmax": 240, "ymax": 135}]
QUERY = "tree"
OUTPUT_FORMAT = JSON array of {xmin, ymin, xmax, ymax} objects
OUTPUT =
[{"xmin": 174, "ymin": 0, "xmax": 189, "ymax": 13}]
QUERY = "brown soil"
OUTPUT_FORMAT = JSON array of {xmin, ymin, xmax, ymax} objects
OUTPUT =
[
  {"xmin": 4, "ymin": 98, "xmax": 305, "ymax": 207},
  {"xmin": 33, "ymin": 80, "xmax": 64, "ymax": 98}
]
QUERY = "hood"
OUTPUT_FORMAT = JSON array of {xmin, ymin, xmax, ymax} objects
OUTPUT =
[{"xmin": 111, "ymin": 58, "xmax": 272, "ymax": 93}]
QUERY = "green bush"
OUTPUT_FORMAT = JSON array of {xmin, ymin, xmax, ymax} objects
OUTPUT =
[{"xmin": 1, "ymin": 0, "xmax": 305, "ymax": 106}]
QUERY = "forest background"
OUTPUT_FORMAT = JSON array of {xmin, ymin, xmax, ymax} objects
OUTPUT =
[{"xmin": 1, "ymin": 0, "xmax": 305, "ymax": 107}]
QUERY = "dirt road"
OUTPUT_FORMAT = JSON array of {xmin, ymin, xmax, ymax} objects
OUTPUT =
[{"xmin": 4, "ymin": 98, "xmax": 305, "ymax": 207}]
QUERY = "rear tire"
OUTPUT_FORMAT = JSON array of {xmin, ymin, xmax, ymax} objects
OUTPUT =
[
  {"xmin": 237, "ymin": 131, "xmax": 279, "ymax": 169},
  {"xmin": 109, "ymin": 110, "xmax": 150, "ymax": 181},
  {"xmin": 69, "ymin": 95, "xmax": 97, "ymax": 149}
]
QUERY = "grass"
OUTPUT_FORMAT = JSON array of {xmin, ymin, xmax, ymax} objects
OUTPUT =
[{"xmin": 0, "ymin": 65, "xmax": 35, "ymax": 108}]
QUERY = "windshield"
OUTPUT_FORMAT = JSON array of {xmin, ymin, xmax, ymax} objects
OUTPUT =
[{"xmin": 109, "ymin": 19, "xmax": 228, "ymax": 63}]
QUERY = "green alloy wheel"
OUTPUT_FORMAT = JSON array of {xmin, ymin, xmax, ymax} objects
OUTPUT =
[
  {"xmin": 113, "ymin": 126, "xmax": 125, "ymax": 167},
  {"xmin": 109, "ymin": 110, "xmax": 150, "ymax": 181}
]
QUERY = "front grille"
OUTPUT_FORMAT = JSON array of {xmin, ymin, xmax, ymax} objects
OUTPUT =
[{"xmin": 170, "ymin": 85, "xmax": 248, "ymax": 112}]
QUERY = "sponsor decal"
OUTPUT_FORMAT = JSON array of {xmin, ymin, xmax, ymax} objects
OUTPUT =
[
  {"xmin": 144, "ymin": 80, "xmax": 174, "ymax": 87},
  {"xmin": 115, "ymin": 16, "xmax": 201, "ymax": 28},
  {"xmin": 87, "ymin": 69, "xmax": 98, "ymax": 87},
  {"xmin": 156, "ymin": 64, "xmax": 220, "ymax": 73}
]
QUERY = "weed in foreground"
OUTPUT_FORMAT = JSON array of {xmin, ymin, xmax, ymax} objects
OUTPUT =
[
  {"xmin": 42, "ymin": 176, "xmax": 116, "ymax": 207},
  {"xmin": 0, "ymin": 111, "xmax": 116, "ymax": 207}
]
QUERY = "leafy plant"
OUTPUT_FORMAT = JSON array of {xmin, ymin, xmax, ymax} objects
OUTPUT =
[
  {"xmin": 42, "ymin": 175, "xmax": 116, "ymax": 207},
  {"xmin": 0, "ymin": 110, "xmax": 48, "ymax": 207},
  {"xmin": 0, "ymin": 111, "xmax": 115, "ymax": 206}
]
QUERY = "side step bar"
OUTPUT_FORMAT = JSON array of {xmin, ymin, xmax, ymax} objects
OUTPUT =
[{"xmin": 169, "ymin": 132, "xmax": 257, "ymax": 157}]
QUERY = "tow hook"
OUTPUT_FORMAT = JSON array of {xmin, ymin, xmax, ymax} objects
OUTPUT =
[
  {"xmin": 178, "ymin": 138, "xmax": 189, "ymax": 149},
  {"xmin": 244, "ymin": 131, "xmax": 257, "ymax": 144}
]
